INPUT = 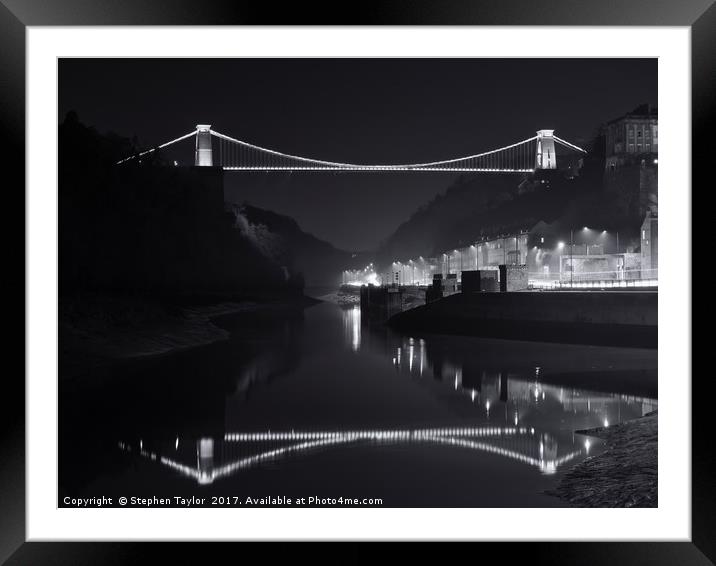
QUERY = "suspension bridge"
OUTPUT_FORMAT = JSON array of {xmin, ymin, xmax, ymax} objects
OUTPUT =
[{"xmin": 117, "ymin": 124, "xmax": 586, "ymax": 173}]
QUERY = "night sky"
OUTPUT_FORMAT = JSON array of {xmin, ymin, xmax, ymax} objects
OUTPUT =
[{"xmin": 59, "ymin": 58, "xmax": 656, "ymax": 251}]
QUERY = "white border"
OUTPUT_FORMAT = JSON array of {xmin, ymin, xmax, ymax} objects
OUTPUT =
[{"xmin": 27, "ymin": 27, "xmax": 691, "ymax": 541}]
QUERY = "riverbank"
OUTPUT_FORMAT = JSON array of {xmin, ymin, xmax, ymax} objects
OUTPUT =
[
  {"xmin": 550, "ymin": 412, "xmax": 658, "ymax": 507},
  {"xmin": 59, "ymin": 294, "xmax": 316, "ymax": 379},
  {"xmin": 387, "ymin": 290, "xmax": 657, "ymax": 347}
]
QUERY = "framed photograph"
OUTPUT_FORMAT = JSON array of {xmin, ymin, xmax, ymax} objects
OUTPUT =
[{"xmin": 4, "ymin": 0, "xmax": 708, "ymax": 563}]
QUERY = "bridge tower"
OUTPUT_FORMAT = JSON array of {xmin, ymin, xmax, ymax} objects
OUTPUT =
[
  {"xmin": 194, "ymin": 124, "xmax": 213, "ymax": 166},
  {"xmin": 535, "ymin": 129, "xmax": 557, "ymax": 170}
]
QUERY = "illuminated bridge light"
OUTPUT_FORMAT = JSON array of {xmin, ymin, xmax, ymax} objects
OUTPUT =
[
  {"xmin": 221, "ymin": 427, "xmax": 536, "ymax": 443},
  {"xmin": 122, "ymin": 425, "xmax": 588, "ymax": 486},
  {"xmin": 117, "ymin": 126, "xmax": 586, "ymax": 173}
]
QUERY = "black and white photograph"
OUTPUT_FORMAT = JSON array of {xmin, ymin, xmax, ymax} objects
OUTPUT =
[
  {"xmin": 57, "ymin": 57, "xmax": 659, "ymax": 509},
  {"xmin": 4, "ymin": 7, "xmax": 708, "ymax": 560}
]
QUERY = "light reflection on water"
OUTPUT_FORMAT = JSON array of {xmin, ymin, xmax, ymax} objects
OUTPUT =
[
  {"xmin": 120, "ymin": 426, "xmax": 582, "ymax": 486},
  {"xmin": 343, "ymin": 305, "xmax": 361, "ymax": 352},
  {"xmin": 112, "ymin": 303, "xmax": 656, "ymax": 494},
  {"xmin": 346, "ymin": 305, "xmax": 657, "ymax": 427}
]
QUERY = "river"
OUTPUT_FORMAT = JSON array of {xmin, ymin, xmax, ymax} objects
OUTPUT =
[{"xmin": 59, "ymin": 298, "xmax": 657, "ymax": 507}]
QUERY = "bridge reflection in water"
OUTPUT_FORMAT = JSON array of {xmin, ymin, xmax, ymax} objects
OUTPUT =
[
  {"xmin": 115, "ymin": 303, "xmax": 656, "ymax": 492},
  {"xmin": 120, "ymin": 425, "xmax": 581, "ymax": 486}
]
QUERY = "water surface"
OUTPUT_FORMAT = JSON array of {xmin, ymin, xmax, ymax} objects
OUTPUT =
[{"xmin": 59, "ymin": 300, "xmax": 657, "ymax": 507}]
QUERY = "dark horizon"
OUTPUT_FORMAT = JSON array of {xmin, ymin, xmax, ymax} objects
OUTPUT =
[{"xmin": 59, "ymin": 58, "xmax": 657, "ymax": 251}]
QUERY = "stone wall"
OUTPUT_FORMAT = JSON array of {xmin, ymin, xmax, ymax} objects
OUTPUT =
[
  {"xmin": 499, "ymin": 265, "xmax": 529, "ymax": 292},
  {"xmin": 389, "ymin": 291, "xmax": 657, "ymax": 347},
  {"xmin": 461, "ymin": 270, "xmax": 500, "ymax": 293}
]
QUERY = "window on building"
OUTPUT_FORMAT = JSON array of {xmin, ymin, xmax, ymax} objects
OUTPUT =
[
  {"xmin": 637, "ymin": 130, "xmax": 642, "ymax": 138},
  {"xmin": 642, "ymin": 229, "xmax": 646, "ymax": 240},
  {"xmin": 628, "ymin": 144, "xmax": 635, "ymax": 152}
]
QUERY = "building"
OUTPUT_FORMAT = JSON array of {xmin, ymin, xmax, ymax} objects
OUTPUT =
[
  {"xmin": 524, "ymin": 221, "xmax": 650, "ymax": 285},
  {"xmin": 640, "ymin": 211, "xmax": 658, "ymax": 274},
  {"xmin": 603, "ymin": 104, "xmax": 658, "ymax": 220},
  {"xmin": 384, "ymin": 258, "xmax": 439, "ymax": 286},
  {"xmin": 605, "ymin": 104, "xmax": 658, "ymax": 160},
  {"xmin": 430, "ymin": 233, "xmax": 530, "ymax": 282},
  {"xmin": 477, "ymin": 234, "xmax": 529, "ymax": 269},
  {"xmin": 559, "ymin": 250, "xmax": 643, "ymax": 282}
]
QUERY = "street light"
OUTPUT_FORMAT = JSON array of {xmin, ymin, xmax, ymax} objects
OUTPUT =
[
  {"xmin": 556, "ymin": 242, "xmax": 565, "ymax": 285},
  {"xmin": 602, "ymin": 229, "xmax": 620, "ymax": 253},
  {"xmin": 570, "ymin": 229, "xmax": 574, "ymax": 287}
]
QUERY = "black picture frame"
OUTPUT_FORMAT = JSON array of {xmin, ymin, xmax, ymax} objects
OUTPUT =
[{"xmin": 2, "ymin": 1, "xmax": 708, "ymax": 563}]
